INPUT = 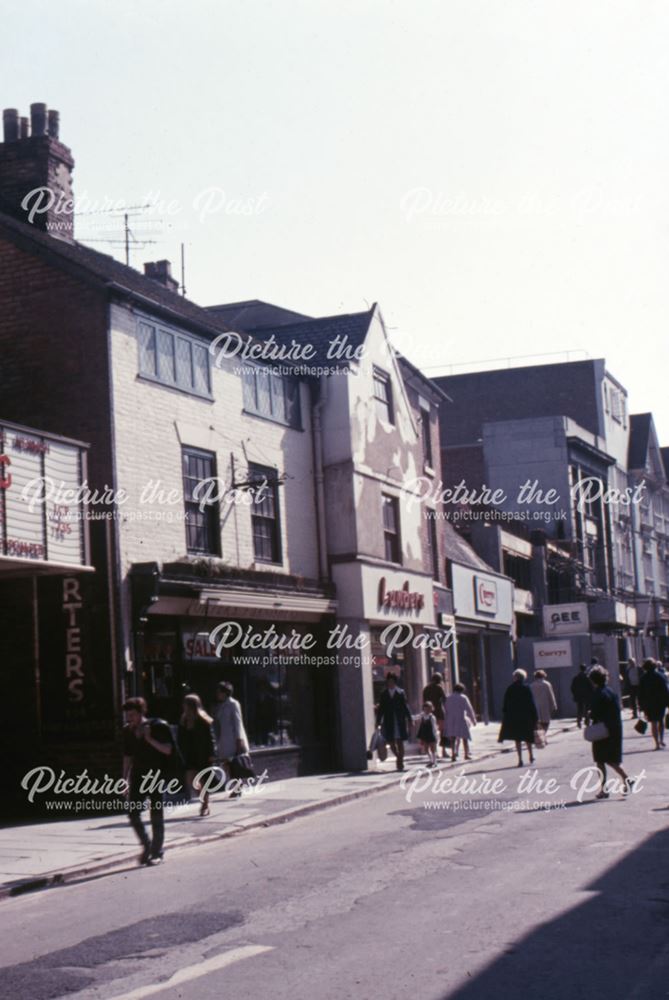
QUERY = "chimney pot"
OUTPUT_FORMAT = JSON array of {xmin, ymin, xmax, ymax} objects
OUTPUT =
[
  {"xmin": 19, "ymin": 116, "xmax": 29, "ymax": 139},
  {"xmin": 47, "ymin": 109, "xmax": 59, "ymax": 140},
  {"xmin": 3, "ymin": 109, "xmax": 19, "ymax": 143},
  {"xmin": 30, "ymin": 102, "xmax": 47, "ymax": 137},
  {"xmin": 144, "ymin": 260, "xmax": 179, "ymax": 293}
]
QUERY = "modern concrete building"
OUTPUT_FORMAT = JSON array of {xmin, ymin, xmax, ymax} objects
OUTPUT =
[{"xmin": 433, "ymin": 358, "xmax": 669, "ymax": 708}]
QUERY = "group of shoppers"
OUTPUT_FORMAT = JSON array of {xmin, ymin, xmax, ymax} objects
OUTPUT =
[
  {"xmin": 121, "ymin": 681, "xmax": 250, "ymax": 865},
  {"xmin": 375, "ymin": 670, "xmax": 477, "ymax": 771},
  {"xmin": 500, "ymin": 658, "xmax": 669, "ymax": 799}
]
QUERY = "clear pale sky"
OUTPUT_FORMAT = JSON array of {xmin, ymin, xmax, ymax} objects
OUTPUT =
[{"xmin": 5, "ymin": 0, "xmax": 669, "ymax": 440}]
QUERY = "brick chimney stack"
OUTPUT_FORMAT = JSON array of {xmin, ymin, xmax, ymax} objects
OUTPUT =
[
  {"xmin": 0, "ymin": 102, "xmax": 75, "ymax": 242},
  {"xmin": 143, "ymin": 260, "xmax": 180, "ymax": 293}
]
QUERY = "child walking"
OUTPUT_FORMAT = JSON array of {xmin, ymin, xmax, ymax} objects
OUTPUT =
[{"xmin": 417, "ymin": 701, "xmax": 439, "ymax": 767}]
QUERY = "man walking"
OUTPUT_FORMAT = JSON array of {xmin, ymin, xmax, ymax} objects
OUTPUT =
[
  {"xmin": 376, "ymin": 671, "xmax": 413, "ymax": 771},
  {"xmin": 626, "ymin": 658, "xmax": 641, "ymax": 718},
  {"xmin": 570, "ymin": 664, "xmax": 592, "ymax": 729},
  {"xmin": 213, "ymin": 682, "xmax": 250, "ymax": 795},
  {"xmin": 122, "ymin": 697, "xmax": 174, "ymax": 866}
]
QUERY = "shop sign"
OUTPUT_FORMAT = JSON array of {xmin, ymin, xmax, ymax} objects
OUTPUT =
[
  {"xmin": 543, "ymin": 602, "xmax": 589, "ymax": 636},
  {"xmin": 533, "ymin": 639, "xmax": 573, "ymax": 668},
  {"xmin": 474, "ymin": 576, "xmax": 498, "ymax": 614},
  {"xmin": 182, "ymin": 631, "xmax": 220, "ymax": 662},
  {"xmin": 378, "ymin": 577, "xmax": 425, "ymax": 613},
  {"xmin": 0, "ymin": 424, "xmax": 86, "ymax": 566}
]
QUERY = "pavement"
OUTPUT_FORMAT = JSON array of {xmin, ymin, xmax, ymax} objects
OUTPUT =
[{"xmin": 0, "ymin": 720, "xmax": 581, "ymax": 899}]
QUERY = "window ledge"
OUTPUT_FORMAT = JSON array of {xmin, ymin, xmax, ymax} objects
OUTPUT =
[
  {"xmin": 242, "ymin": 409, "xmax": 303, "ymax": 432},
  {"xmin": 137, "ymin": 373, "xmax": 214, "ymax": 401}
]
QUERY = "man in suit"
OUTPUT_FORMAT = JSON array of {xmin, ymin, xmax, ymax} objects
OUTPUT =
[{"xmin": 376, "ymin": 671, "xmax": 413, "ymax": 771}]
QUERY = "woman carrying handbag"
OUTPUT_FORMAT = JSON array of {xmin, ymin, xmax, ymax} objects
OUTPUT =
[{"xmin": 586, "ymin": 666, "xmax": 633, "ymax": 799}]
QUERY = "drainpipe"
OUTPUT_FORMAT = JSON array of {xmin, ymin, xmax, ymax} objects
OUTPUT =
[{"xmin": 312, "ymin": 376, "xmax": 329, "ymax": 582}]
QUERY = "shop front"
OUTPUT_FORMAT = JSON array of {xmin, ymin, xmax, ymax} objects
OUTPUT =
[
  {"xmin": 0, "ymin": 419, "xmax": 108, "ymax": 813},
  {"xmin": 450, "ymin": 563, "xmax": 514, "ymax": 720},
  {"xmin": 331, "ymin": 560, "xmax": 450, "ymax": 768},
  {"xmin": 130, "ymin": 562, "xmax": 338, "ymax": 778}
]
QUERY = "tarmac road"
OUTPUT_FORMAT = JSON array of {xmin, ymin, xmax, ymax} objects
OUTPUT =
[{"xmin": 1, "ymin": 722, "xmax": 667, "ymax": 1000}]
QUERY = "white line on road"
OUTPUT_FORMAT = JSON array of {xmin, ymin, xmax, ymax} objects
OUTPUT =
[{"xmin": 104, "ymin": 944, "xmax": 274, "ymax": 1000}]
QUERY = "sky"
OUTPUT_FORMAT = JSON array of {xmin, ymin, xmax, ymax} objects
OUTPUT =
[{"xmin": 4, "ymin": 0, "xmax": 669, "ymax": 439}]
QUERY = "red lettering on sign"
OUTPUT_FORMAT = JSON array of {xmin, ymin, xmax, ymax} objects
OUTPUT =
[{"xmin": 378, "ymin": 577, "xmax": 425, "ymax": 612}]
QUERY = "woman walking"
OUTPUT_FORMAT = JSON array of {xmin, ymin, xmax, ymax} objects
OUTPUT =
[
  {"xmin": 499, "ymin": 669, "xmax": 538, "ymax": 767},
  {"xmin": 177, "ymin": 693, "xmax": 217, "ymax": 816},
  {"xmin": 530, "ymin": 670, "xmax": 558, "ymax": 744},
  {"xmin": 444, "ymin": 684, "xmax": 477, "ymax": 762},
  {"xmin": 588, "ymin": 665, "xmax": 633, "ymax": 798},
  {"xmin": 639, "ymin": 659, "xmax": 669, "ymax": 750}
]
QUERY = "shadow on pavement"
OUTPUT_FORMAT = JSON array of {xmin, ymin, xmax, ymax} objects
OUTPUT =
[{"xmin": 442, "ymin": 826, "xmax": 669, "ymax": 1000}]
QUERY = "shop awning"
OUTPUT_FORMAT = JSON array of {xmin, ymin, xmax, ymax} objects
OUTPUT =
[
  {"xmin": 148, "ymin": 589, "xmax": 337, "ymax": 622},
  {"xmin": 0, "ymin": 555, "xmax": 95, "ymax": 578}
]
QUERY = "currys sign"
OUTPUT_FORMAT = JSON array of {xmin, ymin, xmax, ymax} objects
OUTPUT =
[{"xmin": 474, "ymin": 576, "xmax": 498, "ymax": 615}]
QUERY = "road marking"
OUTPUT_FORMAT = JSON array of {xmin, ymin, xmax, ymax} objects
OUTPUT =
[{"xmin": 105, "ymin": 944, "xmax": 274, "ymax": 999}]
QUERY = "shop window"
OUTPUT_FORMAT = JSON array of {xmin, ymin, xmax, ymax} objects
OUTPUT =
[
  {"xmin": 382, "ymin": 493, "xmax": 401, "ymax": 563},
  {"xmin": 373, "ymin": 367, "xmax": 394, "ymax": 424},
  {"xmin": 249, "ymin": 462, "xmax": 282, "ymax": 564},
  {"xmin": 182, "ymin": 447, "xmax": 220, "ymax": 555}
]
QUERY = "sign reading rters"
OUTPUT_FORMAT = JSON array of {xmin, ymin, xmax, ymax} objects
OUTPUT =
[{"xmin": 474, "ymin": 576, "xmax": 498, "ymax": 615}]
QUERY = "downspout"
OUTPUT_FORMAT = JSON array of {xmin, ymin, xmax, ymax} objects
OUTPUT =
[
  {"xmin": 312, "ymin": 375, "xmax": 329, "ymax": 583},
  {"xmin": 105, "ymin": 301, "xmax": 128, "ymax": 708}
]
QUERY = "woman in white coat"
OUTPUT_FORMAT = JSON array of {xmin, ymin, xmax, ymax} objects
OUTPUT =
[
  {"xmin": 444, "ymin": 684, "xmax": 477, "ymax": 762},
  {"xmin": 530, "ymin": 669, "xmax": 558, "ymax": 743}
]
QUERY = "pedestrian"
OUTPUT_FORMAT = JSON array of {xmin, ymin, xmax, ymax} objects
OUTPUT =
[
  {"xmin": 530, "ymin": 670, "xmax": 558, "ymax": 743},
  {"xmin": 423, "ymin": 672, "xmax": 447, "ymax": 758},
  {"xmin": 570, "ymin": 664, "xmax": 592, "ymax": 728},
  {"xmin": 376, "ymin": 671, "xmax": 413, "ymax": 772},
  {"xmin": 122, "ymin": 696, "xmax": 174, "ymax": 866},
  {"xmin": 416, "ymin": 701, "xmax": 439, "ymax": 767},
  {"xmin": 626, "ymin": 658, "xmax": 641, "ymax": 719},
  {"xmin": 444, "ymin": 683, "xmax": 476, "ymax": 762},
  {"xmin": 587, "ymin": 665, "xmax": 633, "ymax": 798},
  {"xmin": 178, "ymin": 693, "xmax": 217, "ymax": 817},
  {"xmin": 213, "ymin": 681, "xmax": 250, "ymax": 796},
  {"xmin": 499, "ymin": 669, "xmax": 538, "ymax": 767},
  {"xmin": 638, "ymin": 658, "xmax": 669, "ymax": 750}
]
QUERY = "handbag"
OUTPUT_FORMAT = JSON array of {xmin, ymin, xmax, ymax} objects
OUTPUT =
[
  {"xmin": 534, "ymin": 726, "xmax": 546, "ymax": 749},
  {"xmin": 369, "ymin": 729, "xmax": 388, "ymax": 761},
  {"xmin": 228, "ymin": 753, "xmax": 256, "ymax": 780},
  {"xmin": 584, "ymin": 721, "xmax": 609, "ymax": 742},
  {"xmin": 634, "ymin": 719, "xmax": 648, "ymax": 735}
]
